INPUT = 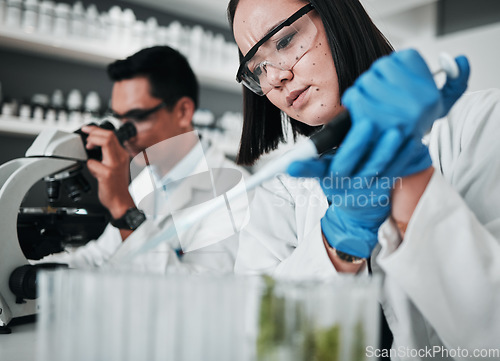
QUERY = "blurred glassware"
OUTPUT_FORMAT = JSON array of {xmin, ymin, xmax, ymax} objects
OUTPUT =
[{"xmin": 37, "ymin": 269, "xmax": 380, "ymax": 361}]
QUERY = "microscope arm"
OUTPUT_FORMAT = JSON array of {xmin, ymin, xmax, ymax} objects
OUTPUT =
[{"xmin": 0, "ymin": 128, "xmax": 87, "ymax": 328}]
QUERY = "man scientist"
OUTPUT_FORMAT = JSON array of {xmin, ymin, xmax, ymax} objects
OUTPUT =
[{"xmin": 40, "ymin": 45, "xmax": 249, "ymax": 273}]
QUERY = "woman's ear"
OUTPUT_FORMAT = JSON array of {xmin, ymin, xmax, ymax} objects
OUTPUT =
[{"xmin": 173, "ymin": 96, "xmax": 196, "ymax": 129}]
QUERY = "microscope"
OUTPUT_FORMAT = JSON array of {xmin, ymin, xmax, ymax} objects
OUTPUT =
[{"xmin": 0, "ymin": 121, "xmax": 136, "ymax": 333}]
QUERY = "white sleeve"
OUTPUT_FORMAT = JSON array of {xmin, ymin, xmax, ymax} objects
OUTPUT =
[
  {"xmin": 235, "ymin": 175, "xmax": 340, "ymax": 280},
  {"xmin": 377, "ymin": 89, "xmax": 500, "ymax": 350},
  {"xmin": 38, "ymin": 223, "xmax": 122, "ymax": 268},
  {"xmin": 39, "ymin": 219, "xmax": 170, "ymax": 271},
  {"xmin": 108, "ymin": 200, "xmax": 245, "ymax": 275}
]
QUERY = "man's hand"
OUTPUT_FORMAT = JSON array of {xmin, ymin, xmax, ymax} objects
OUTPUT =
[{"xmin": 81, "ymin": 125, "xmax": 135, "ymax": 219}]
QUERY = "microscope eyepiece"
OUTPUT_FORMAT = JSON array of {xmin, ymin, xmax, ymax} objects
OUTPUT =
[
  {"xmin": 46, "ymin": 122, "xmax": 138, "ymax": 204},
  {"xmin": 75, "ymin": 121, "xmax": 137, "ymax": 161},
  {"xmin": 115, "ymin": 122, "xmax": 137, "ymax": 146}
]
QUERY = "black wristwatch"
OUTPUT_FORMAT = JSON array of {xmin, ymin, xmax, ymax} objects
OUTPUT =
[
  {"xmin": 110, "ymin": 207, "xmax": 146, "ymax": 230},
  {"xmin": 331, "ymin": 248, "xmax": 366, "ymax": 265}
]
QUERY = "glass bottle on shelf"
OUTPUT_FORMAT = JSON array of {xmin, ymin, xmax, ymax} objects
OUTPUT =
[
  {"xmin": 83, "ymin": 91, "xmax": 100, "ymax": 124},
  {"xmin": 67, "ymin": 89, "xmax": 83, "ymax": 128},
  {"xmin": 188, "ymin": 25, "xmax": 203, "ymax": 69},
  {"xmin": 0, "ymin": 0, "xmax": 5, "ymax": 26},
  {"xmin": 31, "ymin": 93, "xmax": 49, "ymax": 123},
  {"xmin": 22, "ymin": 0, "xmax": 38, "ymax": 33},
  {"xmin": 200, "ymin": 29, "xmax": 214, "ymax": 72},
  {"xmin": 121, "ymin": 8, "xmax": 135, "ymax": 50},
  {"xmin": 38, "ymin": 0, "xmax": 54, "ymax": 34},
  {"xmin": 5, "ymin": 0, "xmax": 22, "ymax": 28},
  {"xmin": 45, "ymin": 107, "xmax": 57, "ymax": 126},
  {"xmin": 107, "ymin": 5, "xmax": 122, "ymax": 47},
  {"xmin": 179, "ymin": 25, "xmax": 191, "ymax": 58},
  {"xmin": 53, "ymin": 3, "xmax": 70, "ymax": 37},
  {"xmin": 144, "ymin": 17, "xmax": 158, "ymax": 47},
  {"xmin": 85, "ymin": 4, "xmax": 99, "ymax": 39},
  {"xmin": 212, "ymin": 34, "xmax": 225, "ymax": 73},
  {"xmin": 2, "ymin": 101, "xmax": 15, "ymax": 117},
  {"xmin": 131, "ymin": 20, "xmax": 145, "ymax": 51},
  {"xmin": 70, "ymin": 1, "xmax": 84, "ymax": 38},
  {"xmin": 51, "ymin": 89, "xmax": 65, "ymax": 123},
  {"xmin": 167, "ymin": 21, "xmax": 182, "ymax": 52},
  {"xmin": 156, "ymin": 26, "xmax": 169, "ymax": 46},
  {"xmin": 19, "ymin": 101, "xmax": 32, "ymax": 121},
  {"xmin": 98, "ymin": 11, "xmax": 109, "ymax": 42}
]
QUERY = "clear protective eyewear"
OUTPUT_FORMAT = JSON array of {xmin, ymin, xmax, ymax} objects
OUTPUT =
[{"xmin": 236, "ymin": 3, "xmax": 317, "ymax": 96}]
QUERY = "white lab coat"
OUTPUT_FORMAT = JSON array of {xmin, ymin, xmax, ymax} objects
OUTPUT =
[
  {"xmin": 41, "ymin": 143, "xmax": 250, "ymax": 274},
  {"xmin": 235, "ymin": 89, "xmax": 500, "ymax": 360}
]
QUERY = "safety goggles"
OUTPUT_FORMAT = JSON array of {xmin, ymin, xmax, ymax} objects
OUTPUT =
[
  {"xmin": 236, "ymin": 3, "xmax": 317, "ymax": 96},
  {"xmin": 109, "ymin": 102, "xmax": 167, "ymax": 123}
]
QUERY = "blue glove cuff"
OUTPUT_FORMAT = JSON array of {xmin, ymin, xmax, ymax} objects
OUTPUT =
[
  {"xmin": 398, "ymin": 139, "xmax": 433, "ymax": 178},
  {"xmin": 321, "ymin": 207, "xmax": 379, "ymax": 259}
]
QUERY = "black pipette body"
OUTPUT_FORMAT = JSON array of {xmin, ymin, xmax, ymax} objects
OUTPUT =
[{"xmin": 310, "ymin": 110, "xmax": 352, "ymax": 155}]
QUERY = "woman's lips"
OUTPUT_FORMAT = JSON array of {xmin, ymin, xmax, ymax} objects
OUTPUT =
[{"xmin": 287, "ymin": 86, "xmax": 311, "ymax": 108}]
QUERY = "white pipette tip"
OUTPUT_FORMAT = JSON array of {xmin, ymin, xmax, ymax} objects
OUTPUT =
[{"xmin": 438, "ymin": 52, "xmax": 460, "ymax": 79}]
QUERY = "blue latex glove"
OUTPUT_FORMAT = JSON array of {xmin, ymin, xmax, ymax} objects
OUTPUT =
[
  {"xmin": 439, "ymin": 55, "xmax": 470, "ymax": 118},
  {"xmin": 335, "ymin": 49, "xmax": 469, "ymax": 178},
  {"xmin": 288, "ymin": 136, "xmax": 431, "ymax": 258}
]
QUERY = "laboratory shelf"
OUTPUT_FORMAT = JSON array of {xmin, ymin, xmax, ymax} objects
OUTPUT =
[
  {"xmin": 0, "ymin": 25, "xmax": 241, "ymax": 94},
  {"xmin": 0, "ymin": 115, "xmax": 77, "ymax": 137},
  {"xmin": 0, "ymin": 116, "xmax": 241, "ymax": 160}
]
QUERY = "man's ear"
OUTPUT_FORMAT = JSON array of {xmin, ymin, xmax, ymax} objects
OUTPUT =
[{"xmin": 174, "ymin": 97, "xmax": 196, "ymax": 129}]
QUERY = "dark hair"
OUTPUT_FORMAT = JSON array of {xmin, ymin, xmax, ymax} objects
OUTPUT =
[
  {"xmin": 107, "ymin": 46, "xmax": 199, "ymax": 110},
  {"xmin": 227, "ymin": 0, "xmax": 393, "ymax": 165}
]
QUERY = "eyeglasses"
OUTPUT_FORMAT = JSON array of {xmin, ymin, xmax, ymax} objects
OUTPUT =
[
  {"xmin": 109, "ymin": 102, "xmax": 167, "ymax": 123},
  {"xmin": 236, "ymin": 3, "xmax": 317, "ymax": 96}
]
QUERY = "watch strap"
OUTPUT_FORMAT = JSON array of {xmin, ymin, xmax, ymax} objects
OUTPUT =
[
  {"xmin": 110, "ymin": 207, "xmax": 146, "ymax": 230},
  {"xmin": 331, "ymin": 248, "xmax": 366, "ymax": 264}
]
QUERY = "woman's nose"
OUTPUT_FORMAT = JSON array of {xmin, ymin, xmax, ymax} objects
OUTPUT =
[{"xmin": 266, "ymin": 64, "xmax": 293, "ymax": 87}]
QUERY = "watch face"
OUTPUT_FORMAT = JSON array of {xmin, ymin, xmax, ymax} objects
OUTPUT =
[{"xmin": 125, "ymin": 208, "xmax": 146, "ymax": 230}]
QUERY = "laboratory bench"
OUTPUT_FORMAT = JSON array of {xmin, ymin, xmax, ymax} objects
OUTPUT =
[{"xmin": 0, "ymin": 318, "xmax": 37, "ymax": 361}]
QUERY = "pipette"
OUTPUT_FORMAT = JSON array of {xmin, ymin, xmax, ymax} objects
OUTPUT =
[
  {"xmin": 108, "ymin": 52, "xmax": 462, "ymax": 264},
  {"xmin": 434, "ymin": 52, "xmax": 460, "ymax": 79}
]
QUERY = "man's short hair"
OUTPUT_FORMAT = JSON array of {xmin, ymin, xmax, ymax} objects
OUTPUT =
[{"xmin": 107, "ymin": 46, "xmax": 199, "ymax": 109}]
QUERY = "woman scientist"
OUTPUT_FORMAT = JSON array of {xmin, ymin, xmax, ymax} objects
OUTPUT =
[{"xmin": 228, "ymin": 0, "xmax": 500, "ymax": 356}]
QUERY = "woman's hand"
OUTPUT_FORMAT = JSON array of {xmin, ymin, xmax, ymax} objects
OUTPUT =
[
  {"xmin": 288, "ymin": 136, "xmax": 432, "ymax": 258},
  {"xmin": 288, "ymin": 156, "xmax": 390, "ymax": 259},
  {"xmin": 335, "ymin": 49, "xmax": 469, "ymax": 178}
]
